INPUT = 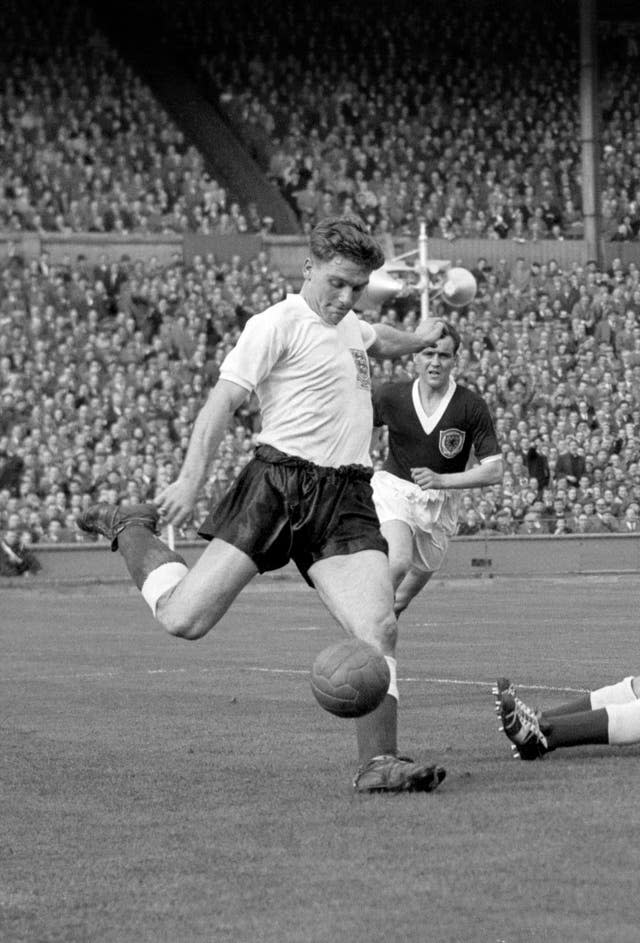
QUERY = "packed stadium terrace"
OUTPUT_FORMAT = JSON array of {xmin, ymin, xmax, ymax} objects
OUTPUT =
[
  {"xmin": 2, "ymin": 0, "xmax": 640, "ymax": 240},
  {"xmin": 0, "ymin": 2, "xmax": 257, "ymax": 237},
  {"xmin": 1, "ymin": 246, "xmax": 640, "ymax": 547},
  {"xmin": 2, "ymin": 0, "xmax": 640, "ymax": 548}
]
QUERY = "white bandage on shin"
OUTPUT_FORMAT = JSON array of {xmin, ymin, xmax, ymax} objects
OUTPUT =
[
  {"xmin": 385, "ymin": 655, "xmax": 399, "ymax": 702},
  {"xmin": 590, "ymin": 676, "xmax": 636, "ymax": 710},
  {"xmin": 606, "ymin": 701, "xmax": 640, "ymax": 745},
  {"xmin": 141, "ymin": 562, "xmax": 188, "ymax": 616}
]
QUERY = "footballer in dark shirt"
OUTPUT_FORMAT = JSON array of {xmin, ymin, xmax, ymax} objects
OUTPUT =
[{"xmin": 371, "ymin": 320, "xmax": 503, "ymax": 616}]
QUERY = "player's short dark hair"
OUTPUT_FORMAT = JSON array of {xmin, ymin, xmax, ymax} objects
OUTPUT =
[
  {"xmin": 309, "ymin": 216, "xmax": 385, "ymax": 272},
  {"xmin": 439, "ymin": 320, "xmax": 462, "ymax": 353}
]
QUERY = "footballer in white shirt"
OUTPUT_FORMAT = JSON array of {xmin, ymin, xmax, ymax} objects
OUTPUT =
[{"xmin": 79, "ymin": 216, "xmax": 448, "ymax": 794}]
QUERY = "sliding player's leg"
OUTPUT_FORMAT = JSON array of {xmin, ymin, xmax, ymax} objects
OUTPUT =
[{"xmin": 494, "ymin": 675, "xmax": 640, "ymax": 758}]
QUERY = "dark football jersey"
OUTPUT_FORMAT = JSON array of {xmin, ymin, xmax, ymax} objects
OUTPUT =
[{"xmin": 373, "ymin": 380, "xmax": 500, "ymax": 481}]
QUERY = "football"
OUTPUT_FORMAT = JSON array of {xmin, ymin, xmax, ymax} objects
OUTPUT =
[{"xmin": 309, "ymin": 639, "xmax": 391, "ymax": 718}]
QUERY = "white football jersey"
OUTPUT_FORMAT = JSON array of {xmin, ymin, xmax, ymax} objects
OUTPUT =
[{"xmin": 220, "ymin": 294, "xmax": 376, "ymax": 467}]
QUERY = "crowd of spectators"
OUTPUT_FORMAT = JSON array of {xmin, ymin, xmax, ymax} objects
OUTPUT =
[
  {"xmin": 0, "ymin": 241, "xmax": 288, "ymax": 553},
  {"xmin": 2, "ymin": 0, "xmax": 640, "ymax": 565},
  {"xmin": 4, "ymin": 0, "xmax": 640, "ymax": 243},
  {"xmin": 0, "ymin": 1, "xmax": 261, "ymax": 237},
  {"xmin": 2, "ymin": 241, "xmax": 640, "ymax": 557},
  {"xmin": 179, "ymin": 0, "xmax": 640, "ymax": 242}
]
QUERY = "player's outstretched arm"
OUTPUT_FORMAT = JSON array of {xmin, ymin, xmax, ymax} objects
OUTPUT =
[
  {"xmin": 155, "ymin": 379, "xmax": 248, "ymax": 526},
  {"xmin": 369, "ymin": 320, "xmax": 445, "ymax": 359}
]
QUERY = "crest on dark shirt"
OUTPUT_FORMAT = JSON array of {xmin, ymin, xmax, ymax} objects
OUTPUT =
[
  {"xmin": 439, "ymin": 428, "xmax": 465, "ymax": 458},
  {"xmin": 350, "ymin": 348, "xmax": 371, "ymax": 390}
]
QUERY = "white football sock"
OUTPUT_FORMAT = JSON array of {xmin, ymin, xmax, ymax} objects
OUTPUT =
[
  {"xmin": 606, "ymin": 701, "xmax": 640, "ymax": 745},
  {"xmin": 590, "ymin": 676, "xmax": 636, "ymax": 710},
  {"xmin": 141, "ymin": 562, "xmax": 188, "ymax": 616},
  {"xmin": 385, "ymin": 655, "xmax": 399, "ymax": 702}
]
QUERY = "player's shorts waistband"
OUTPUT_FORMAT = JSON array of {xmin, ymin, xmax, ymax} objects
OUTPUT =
[{"xmin": 254, "ymin": 444, "xmax": 373, "ymax": 482}]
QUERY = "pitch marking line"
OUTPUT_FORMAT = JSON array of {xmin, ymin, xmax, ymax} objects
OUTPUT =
[
  {"xmin": 247, "ymin": 667, "xmax": 587, "ymax": 694},
  {"xmin": 0, "ymin": 665, "xmax": 586, "ymax": 694}
]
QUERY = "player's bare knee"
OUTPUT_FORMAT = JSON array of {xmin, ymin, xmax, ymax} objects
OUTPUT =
[
  {"xmin": 165, "ymin": 622, "xmax": 207, "ymax": 641},
  {"xmin": 163, "ymin": 612, "xmax": 213, "ymax": 641},
  {"xmin": 353, "ymin": 610, "xmax": 397, "ymax": 654}
]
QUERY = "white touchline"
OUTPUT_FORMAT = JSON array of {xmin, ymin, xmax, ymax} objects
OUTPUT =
[
  {"xmin": 246, "ymin": 667, "xmax": 588, "ymax": 694},
  {"xmin": 1, "ymin": 665, "xmax": 587, "ymax": 695}
]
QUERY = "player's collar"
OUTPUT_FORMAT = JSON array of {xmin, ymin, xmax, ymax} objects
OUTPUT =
[{"xmin": 411, "ymin": 378, "xmax": 457, "ymax": 435}]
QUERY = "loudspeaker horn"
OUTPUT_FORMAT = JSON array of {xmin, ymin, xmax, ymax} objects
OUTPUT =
[
  {"xmin": 354, "ymin": 265, "xmax": 404, "ymax": 311},
  {"xmin": 441, "ymin": 267, "xmax": 477, "ymax": 307}
]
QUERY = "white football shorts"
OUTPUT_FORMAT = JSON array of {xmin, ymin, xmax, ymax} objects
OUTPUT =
[{"xmin": 371, "ymin": 470, "xmax": 460, "ymax": 573}]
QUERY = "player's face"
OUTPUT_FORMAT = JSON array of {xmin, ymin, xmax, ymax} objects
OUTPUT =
[
  {"xmin": 301, "ymin": 255, "xmax": 371, "ymax": 326},
  {"xmin": 415, "ymin": 335, "xmax": 457, "ymax": 390}
]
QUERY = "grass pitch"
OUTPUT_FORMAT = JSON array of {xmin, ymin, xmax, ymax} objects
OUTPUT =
[{"xmin": 2, "ymin": 573, "xmax": 639, "ymax": 943}]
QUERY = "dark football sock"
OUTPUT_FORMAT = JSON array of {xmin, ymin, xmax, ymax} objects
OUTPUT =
[
  {"xmin": 355, "ymin": 694, "xmax": 398, "ymax": 764},
  {"xmin": 117, "ymin": 526, "xmax": 187, "ymax": 589},
  {"xmin": 544, "ymin": 692, "xmax": 593, "ymax": 718},
  {"xmin": 545, "ymin": 707, "xmax": 609, "ymax": 750}
]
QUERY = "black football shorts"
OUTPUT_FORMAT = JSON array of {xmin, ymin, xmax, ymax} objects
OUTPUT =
[{"xmin": 198, "ymin": 444, "xmax": 388, "ymax": 585}]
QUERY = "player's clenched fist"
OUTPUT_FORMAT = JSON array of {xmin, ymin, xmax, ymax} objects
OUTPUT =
[{"xmin": 410, "ymin": 466, "xmax": 446, "ymax": 489}]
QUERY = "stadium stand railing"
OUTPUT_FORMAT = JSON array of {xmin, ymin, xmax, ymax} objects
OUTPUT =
[{"xmin": 2, "ymin": 232, "xmax": 639, "ymax": 277}]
